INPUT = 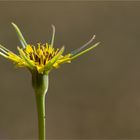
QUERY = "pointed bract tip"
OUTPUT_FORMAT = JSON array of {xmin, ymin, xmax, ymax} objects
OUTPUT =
[
  {"xmin": 51, "ymin": 24, "xmax": 56, "ymax": 47},
  {"xmin": 51, "ymin": 24, "xmax": 55, "ymax": 29},
  {"xmin": 70, "ymin": 34, "xmax": 96, "ymax": 56},
  {"xmin": 70, "ymin": 41, "xmax": 100, "ymax": 60},
  {"xmin": 96, "ymin": 42, "xmax": 100, "ymax": 46},
  {"xmin": 87, "ymin": 34, "xmax": 96, "ymax": 45},
  {"xmin": 11, "ymin": 22, "xmax": 27, "ymax": 49},
  {"xmin": 11, "ymin": 22, "xmax": 18, "ymax": 28},
  {"xmin": 91, "ymin": 35, "xmax": 96, "ymax": 40},
  {"xmin": 51, "ymin": 24, "xmax": 56, "ymax": 34},
  {"xmin": 11, "ymin": 22, "xmax": 15, "ymax": 25}
]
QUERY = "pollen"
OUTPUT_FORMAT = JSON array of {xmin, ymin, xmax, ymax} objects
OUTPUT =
[{"xmin": 23, "ymin": 43, "xmax": 60, "ymax": 66}]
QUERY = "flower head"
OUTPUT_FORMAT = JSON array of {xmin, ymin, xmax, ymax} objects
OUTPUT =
[{"xmin": 0, "ymin": 23, "xmax": 100, "ymax": 75}]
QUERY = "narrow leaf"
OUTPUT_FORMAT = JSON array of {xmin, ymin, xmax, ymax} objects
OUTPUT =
[
  {"xmin": 71, "ymin": 35, "xmax": 96, "ymax": 56},
  {"xmin": 71, "ymin": 42, "xmax": 100, "ymax": 60},
  {"xmin": 12, "ymin": 22, "xmax": 27, "ymax": 48},
  {"xmin": 51, "ymin": 24, "xmax": 55, "ymax": 47},
  {"xmin": 0, "ymin": 44, "xmax": 11, "ymax": 52}
]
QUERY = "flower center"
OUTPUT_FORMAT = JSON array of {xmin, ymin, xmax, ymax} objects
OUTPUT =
[{"xmin": 24, "ymin": 43, "xmax": 59, "ymax": 66}]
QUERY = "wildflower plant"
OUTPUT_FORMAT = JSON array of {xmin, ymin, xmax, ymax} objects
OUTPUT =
[{"xmin": 0, "ymin": 23, "xmax": 100, "ymax": 140}]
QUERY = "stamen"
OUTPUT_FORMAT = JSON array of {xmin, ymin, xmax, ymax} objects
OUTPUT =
[{"xmin": 18, "ymin": 43, "xmax": 63, "ymax": 68}]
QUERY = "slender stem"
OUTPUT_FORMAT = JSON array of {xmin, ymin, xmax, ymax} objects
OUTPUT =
[
  {"xmin": 32, "ymin": 72, "xmax": 48, "ymax": 140},
  {"xmin": 35, "ymin": 94, "xmax": 46, "ymax": 140}
]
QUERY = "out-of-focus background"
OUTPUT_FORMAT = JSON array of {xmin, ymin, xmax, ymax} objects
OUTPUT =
[{"xmin": 0, "ymin": 1, "xmax": 140, "ymax": 139}]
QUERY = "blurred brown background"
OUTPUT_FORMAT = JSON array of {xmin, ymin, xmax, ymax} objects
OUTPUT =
[{"xmin": 0, "ymin": 1, "xmax": 140, "ymax": 139}]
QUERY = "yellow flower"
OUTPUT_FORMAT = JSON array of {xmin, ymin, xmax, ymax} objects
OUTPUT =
[
  {"xmin": 0, "ymin": 23, "xmax": 100, "ymax": 75},
  {"xmin": 0, "ymin": 23, "xmax": 100, "ymax": 140}
]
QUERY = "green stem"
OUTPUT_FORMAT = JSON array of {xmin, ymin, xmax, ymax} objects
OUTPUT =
[
  {"xmin": 35, "ymin": 94, "xmax": 46, "ymax": 140},
  {"xmin": 32, "ymin": 72, "xmax": 49, "ymax": 140}
]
